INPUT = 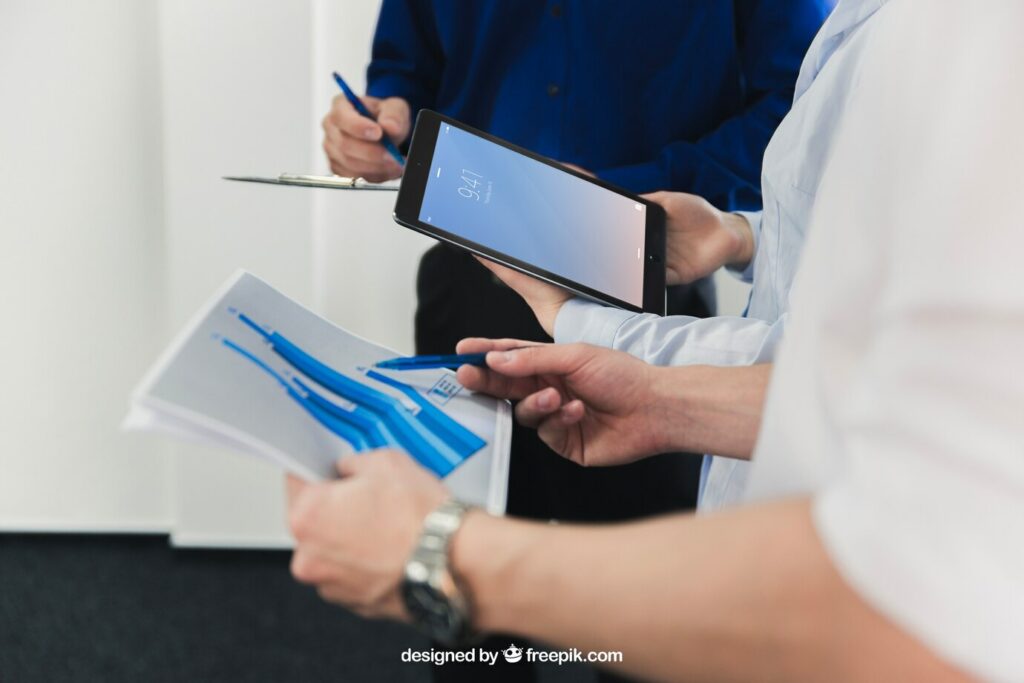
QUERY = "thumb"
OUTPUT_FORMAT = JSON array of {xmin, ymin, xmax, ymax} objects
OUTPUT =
[
  {"xmin": 336, "ymin": 448, "xmax": 406, "ymax": 478},
  {"xmin": 377, "ymin": 97, "xmax": 411, "ymax": 141},
  {"xmin": 336, "ymin": 453, "xmax": 373, "ymax": 478},
  {"xmin": 640, "ymin": 191, "xmax": 671, "ymax": 210},
  {"xmin": 485, "ymin": 343, "xmax": 591, "ymax": 378},
  {"xmin": 286, "ymin": 473, "xmax": 310, "ymax": 503}
]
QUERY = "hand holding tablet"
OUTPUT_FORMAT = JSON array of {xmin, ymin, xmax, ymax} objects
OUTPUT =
[{"xmin": 393, "ymin": 111, "xmax": 667, "ymax": 315}]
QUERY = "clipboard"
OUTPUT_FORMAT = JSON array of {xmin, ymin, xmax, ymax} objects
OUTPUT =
[{"xmin": 223, "ymin": 173, "xmax": 401, "ymax": 191}]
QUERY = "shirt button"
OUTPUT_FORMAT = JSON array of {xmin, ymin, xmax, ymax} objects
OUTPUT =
[
  {"xmin": 547, "ymin": 83, "xmax": 560, "ymax": 97},
  {"xmin": 551, "ymin": 4, "xmax": 562, "ymax": 17}
]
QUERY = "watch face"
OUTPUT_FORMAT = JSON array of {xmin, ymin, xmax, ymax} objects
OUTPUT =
[{"xmin": 402, "ymin": 581, "xmax": 464, "ymax": 642}]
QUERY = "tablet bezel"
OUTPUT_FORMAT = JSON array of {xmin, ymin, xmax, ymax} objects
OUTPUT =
[{"xmin": 393, "ymin": 110, "xmax": 666, "ymax": 315}]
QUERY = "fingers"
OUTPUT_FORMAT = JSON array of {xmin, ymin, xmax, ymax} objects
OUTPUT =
[
  {"xmin": 335, "ymin": 448, "xmax": 408, "ymax": 478},
  {"xmin": 535, "ymin": 403, "xmax": 584, "ymax": 460},
  {"xmin": 376, "ymin": 97, "xmax": 412, "ymax": 142},
  {"xmin": 514, "ymin": 386, "xmax": 563, "ymax": 427},
  {"xmin": 455, "ymin": 363, "xmax": 539, "ymax": 401},
  {"xmin": 328, "ymin": 93, "xmax": 383, "ymax": 140},
  {"xmin": 335, "ymin": 455, "xmax": 366, "ymax": 478},
  {"xmin": 321, "ymin": 94, "xmax": 404, "ymax": 181},
  {"xmin": 560, "ymin": 161, "xmax": 595, "ymax": 178},
  {"xmin": 515, "ymin": 389, "xmax": 586, "ymax": 428},
  {"xmin": 455, "ymin": 337, "xmax": 544, "ymax": 354},
  {"xmin": 472, "ymin": 256, "xmax": 571, "ymax": 336},
  {"xmin": 484, "ymin": 343, "xmax": 590, "ymax": 378},
  {"xmin": 286, "ymin": 473, "xmax": 310, "ymax": 504},
  {"xmin": 474, "ymin": 255, "xmax": 517, "ymax": 282},
  {"xmin": 640, "ymin": 190, "xmax": 670, "ymax": 204},
  {"xmin": 331, "ymin": 132, "xmax": 396, "ymax": 165},
  {"xmin": 287, "ymin": 481, "xmax": 329, "ymax": 541},
  {"xmin": 558, "ymin": 398, "xmax": 586, "ymax": 424},
  {"xmin": 323, "ymin": 136, "xmax": 403, "ymax": 180},
  {"xmin": 641, "ymin": 190, "xmax": 687, "ymax": 210},
  {"xmin": 454, "ymin": 363, "xmax": 489, "ymax": 391},
  {"xmin": 454, "ymin": 339, "xmax": 549, "ymax": 399},
  {"xmin": 474, "ymin": 256, "xmax": 545, "ymax": 298}
]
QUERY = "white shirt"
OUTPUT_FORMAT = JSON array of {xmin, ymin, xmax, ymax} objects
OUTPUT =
[
  {"xmin": 554, "ymin": 0, "xmax": 889, "ymax": 510},
  {"xmin": 747, "ymin": 2, "xmax": 1024, "ymax": 680}
]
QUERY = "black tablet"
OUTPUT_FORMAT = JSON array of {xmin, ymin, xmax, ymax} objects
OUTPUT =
[{"xmin": 393, "ymin": 111, "xmax": 666, "ymax": 314}]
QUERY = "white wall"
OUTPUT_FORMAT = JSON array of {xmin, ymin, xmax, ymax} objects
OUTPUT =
[
  {"xmin": 159, "ymin": 0, "xmax": 318, "ymax": 547},
  {"xmin": 0, "ymin": 0, "xmax": 423, "ymax": 546},
  {"xmin": 0, "ymin": 1, "xmax": 171, "ymax": 530},
  {"xmin": 0, "ymin": 0, "xmax": 748, "ymax": 544}
]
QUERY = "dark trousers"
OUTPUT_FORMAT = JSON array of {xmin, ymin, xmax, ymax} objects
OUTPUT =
[{"xmin": 418, "ymin": 245, "xmax": 707, "ymax": 682}]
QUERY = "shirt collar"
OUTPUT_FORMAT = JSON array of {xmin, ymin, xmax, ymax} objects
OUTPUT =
[{"xmin": 794, "ymin": 0, "xmax": 891, "ymax": 100}]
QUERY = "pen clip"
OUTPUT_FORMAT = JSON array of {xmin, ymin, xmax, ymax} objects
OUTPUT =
[{"xmin": 279, "ymin": 173, "xmax": 357, "ymax": 187}]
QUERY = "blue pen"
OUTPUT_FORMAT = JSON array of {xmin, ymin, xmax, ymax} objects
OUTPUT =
[
  {"xmin": 332, "ymin": 71, "xmax": 405, "ymax": 166},
  {"xmin": 374, "ymin": 353, "xmax": 489, "ymax": 371}
]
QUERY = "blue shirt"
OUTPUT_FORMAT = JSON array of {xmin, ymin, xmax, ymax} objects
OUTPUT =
[{"xmin": 367, "ymin": 0, "xmax": 832, "ymax": 210}]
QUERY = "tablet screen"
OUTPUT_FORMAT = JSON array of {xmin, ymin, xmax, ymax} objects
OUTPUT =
[{"xmin": 417, "ymin": 122, "xmax": 648, "ymax": 308}]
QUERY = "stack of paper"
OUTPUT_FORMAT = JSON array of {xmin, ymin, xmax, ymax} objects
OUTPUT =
[{"xmin": 124, "ymin": 271, "xmax": 511, "ymax": 514}]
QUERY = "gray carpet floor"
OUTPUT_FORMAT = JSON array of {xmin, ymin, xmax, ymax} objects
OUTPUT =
[{"xmin": 0, "ymin": 534, "xmax": 592, "ymax": 683}]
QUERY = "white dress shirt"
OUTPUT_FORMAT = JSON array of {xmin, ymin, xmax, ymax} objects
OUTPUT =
[
  {"xmin": 555, "ymin": 0, "xmax": 890, "ymax": 510},
  {"xmin": 746, "ymin": 1, "xmax": 1024, "ymax": 680}
]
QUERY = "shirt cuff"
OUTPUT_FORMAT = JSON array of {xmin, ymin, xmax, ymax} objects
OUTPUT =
[
  {"xmin": 725, "ymin": 210, "xmax": 762, "ymax": 283},
  {"xmin": 553, "ymin": 298, "xmax": 636, "ymax": 348}
]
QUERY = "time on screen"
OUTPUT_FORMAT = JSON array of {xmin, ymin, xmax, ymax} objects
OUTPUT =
[{"xmin": 458, "ymin": 169, "xmax": 483, "ymax": 200}]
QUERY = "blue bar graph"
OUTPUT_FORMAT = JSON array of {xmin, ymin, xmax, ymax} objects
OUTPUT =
[{"xmin": 217, "ymin": 312, "xmax": 486, "ymax": 478}]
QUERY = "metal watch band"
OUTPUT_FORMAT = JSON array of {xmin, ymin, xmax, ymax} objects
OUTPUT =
[{"xmin": 402, "ymin": 498, "xmax": 475, "ymax": 644}]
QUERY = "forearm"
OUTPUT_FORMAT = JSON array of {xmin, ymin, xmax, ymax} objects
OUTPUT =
[
  {"xmin": 453, "ymin": 500, "xmax": 964, "ymax": 683},
  {"xmin": 651, "ymin": 363, "xmax": 770, "ymax": 460}
]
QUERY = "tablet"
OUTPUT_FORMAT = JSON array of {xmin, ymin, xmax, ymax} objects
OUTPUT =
[{"xmin": 393, "ymin": 111, "xmax": 666, "ymax": 314}]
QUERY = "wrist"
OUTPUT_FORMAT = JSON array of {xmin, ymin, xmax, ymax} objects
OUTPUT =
[
  {"xmin": 651, "ymin": 364, "xmax": 767, "ymax": 460},
  {"xmin": 529, "ymin": 297, "xmax": 571, "ymax": 338},
  {"xmin": 648, "ymin": 366, "xmax": 690, "ymax": 453},
  {"xmin": 722, "ymin": 212, "xmax": 755, "ymax": 269},
  {"xmin": 449, "ymin": 511, "xmax": 543, "ymax": 634},
  {"xmin": 539, "ymin": 300, "xmax": 567, "ymax": 338},
  {"xmin": 648, "ymin": 365, "xmax": 717, "ymax": 454}
]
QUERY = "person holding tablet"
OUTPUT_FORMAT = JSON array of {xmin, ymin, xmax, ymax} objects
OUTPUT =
[
  {"xmin": 447, "ymin": 0, "xmax": 876, "ymax": 514},
  {"xmin": 321, "ymin": 1, "xmax": 831, "ymax": 527},
  {"xmin": 289, "ymin": 2, "xmax": 1024, "ymax": 680}
]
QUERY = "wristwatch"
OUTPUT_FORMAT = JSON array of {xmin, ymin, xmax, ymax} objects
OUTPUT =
[{"xmin": 402, "ymin": 498, "xmax": 475, "ymax": 644}]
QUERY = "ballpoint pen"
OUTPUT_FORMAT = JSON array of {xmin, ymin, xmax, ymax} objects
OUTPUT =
[
  {"xmin": 332, "ymin": 71, "xmax": 406, "ymax": 166},
  {"xmin": 374, "ymin": 353, "xmax": 489, "ymax": 371}
]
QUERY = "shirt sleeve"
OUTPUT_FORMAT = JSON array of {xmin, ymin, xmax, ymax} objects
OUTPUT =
[
  {"xmin": 365, "ymin": 0, "xmax": 444, "ymax": 122},
  {"xmin": 595, "ymin": 0, "xmax": 833, "ymax": 207},
  {"xmin": 554, "ymin": 298, "xmax": 785, "ymax": 367},
  {"xmin": 725, "ymin": 210, "xmax": 762, "ymax": 284},
  {"xmin": 812, "ymin": 259, "xmax": 1024, "ymax": 682}
]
